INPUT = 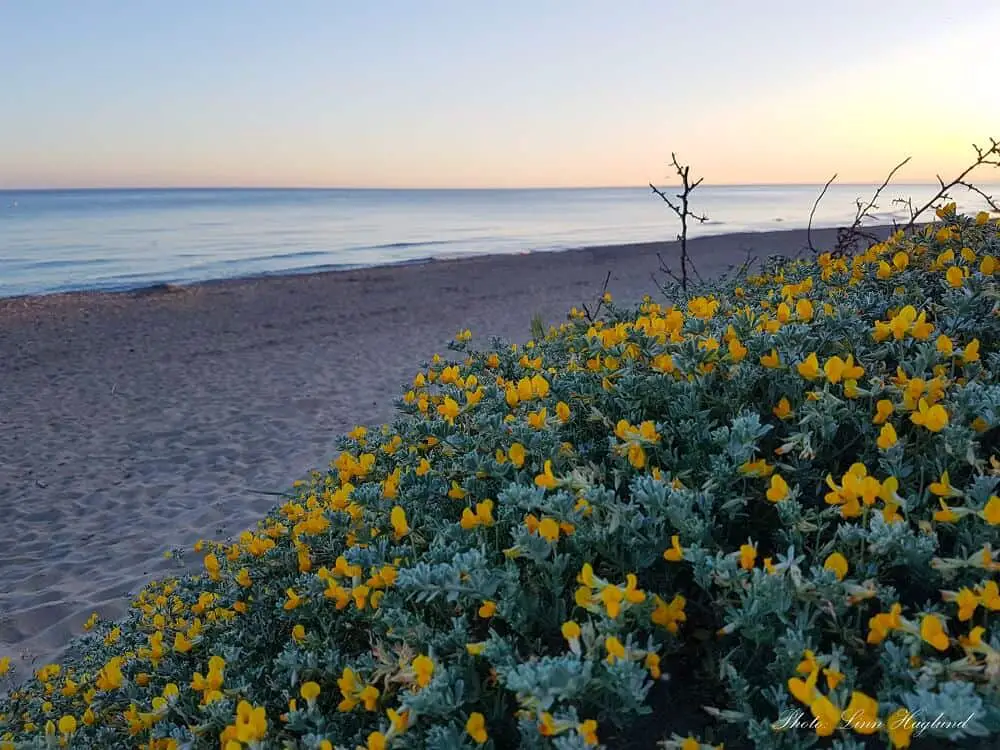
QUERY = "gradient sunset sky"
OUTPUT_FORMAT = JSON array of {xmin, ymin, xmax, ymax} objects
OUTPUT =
[{"xmin": 2, "ymin": 0, "xmax": 998, "ymax": 189}]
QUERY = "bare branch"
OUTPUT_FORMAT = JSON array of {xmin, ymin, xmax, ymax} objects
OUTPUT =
[
  {"xmin": 832, "ymin": 156, "xmax": 911, "ymax": 257},
  {"xmin": 955, "ymin": 179, "xmax": 1000, "ymax": 213},
  {"xmin": 649, "ymin": 152, "xmax": 708, "ymax": 293},
  {"xmin": 806, "ymin": 173, "xmax": 837, "ymax": 254},
  {"xmin": 580, "ymin": 270, "xmax": 612, "ymax": 323},
  {"xmin": 905, "ymin": 138, "xmax": 1000, "ymax": 231}
]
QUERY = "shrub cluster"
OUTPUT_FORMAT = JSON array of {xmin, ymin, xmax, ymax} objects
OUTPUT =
[{"xmin": 2, "ymin": 208, "xmax": 1000, "ymax": 749}]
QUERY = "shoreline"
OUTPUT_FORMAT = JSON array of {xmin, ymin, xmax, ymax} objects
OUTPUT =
[
  {"xmin": 0, "ymin": 224, "xmax": 889, "ymax": 673},
  {"xmin": 0, "ymin": 219, "xmax": 895, "ymax": 303}
]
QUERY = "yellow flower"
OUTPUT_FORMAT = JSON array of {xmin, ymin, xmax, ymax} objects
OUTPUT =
[
  {"xmin": 982, "ymin": 496, "xmax": 1000, "ymax": 525},
  {"xmin": 652, "ymin": 353, "xmax": 675, "ymax": 373},
  {"xmin": 797, "ymin": 352, "xmax": 820, "ymax": 380},
  {"xmin": 527, "ymin": 407, "xmax": 548, "ymax": 429},
  {"xmin": 604, "ymin": 636, "xmax": 626, "ymax": 663},
  {"xmin": 599, "ymin": 585, "xmax": 624, "ymax": 618},
  {"xmin": 466, "ymin": 712, "xmax": 488, "ymax": 744},
  {"xmin": 842, "ymin": 691, "xmax": 879, "ymax": 735},
  {"xmin": 740, "ymin": 458, "xmax": 774, "ymax": 477},
  {"xmin": 920, "ymin": 614, "xmax": 949, "ymax": 651},
  {"xmin": 877, "ymin": 422, "xmax": 898, "ymax": 450},
  {"xmin": 556, "ymin": 401, "xmax": 571, "ymax": 422},
  {"xmin": 530, "ymin": 373, "xmax": 550, "ymax": 398},
  {"xmin": 867, "ymin": 603, "xmax": 902, "ymax": 644},
  {"xmin": 823, "ymin": 668, "xmax": 843, "ymax": 690},
  {"xmin": 929, "ymin": 470, "xmax": 959, "ymax": 497},
  {"xmin": 887, "ymin": 707, "xmax": 914, "ymax": 748},
  {"xmin": 390, "ymin": 506, "xmax": 410, "ymax": 540},
  {"xmin": 663, "ymin": 534, "xmax": 684, "ymax": 562},
  {"xmin": 739, "ymin": 542, "xmax": 756, "ymax": 570},
  {"xmin": 980, "ymin": 580, "xmax": 1000, "ymax": 609},
  {"xmin": 946, "ymin": 265, "xmax": 963, "ymax": 288},
  {"xmin": 824, "ymin": 354, "xmax": 863, "ymax": 384},
  {"xmin": 910, "ymin": 398, "xmax": 948, "ymax": 432},
  {"xmin": 963, "ymin": 338, "xmax": 981, "ymax": 363},
  {"xmin": 535, "ymin": 460, "xmax": 559, "ymax": 490},
  {"xmin": 561, "ymin": 620, "xmax": 581, "ymax": 641},
  {"xmin": 359, "ymin": 684, "xmax": 380, "ymax": 712},
  {"xmin": 954, "ymin": 588, "xmax": 979, "ymax": 621},
  {"xmin": 478, "ymin": 600, "xmax": 497, "ymax": 618},
  {"xmin": 412, "ymin": 655, "xmax": 434, "ymax": 688},
  {"xmin": 173, "ymin": 632, "xmax": 194, "ymax": 653},
  {"xmin": 644, "ymin": 652, "xmax": 662, "ymax": 679},
  {"xmin": 796, "ymin": 298, "xmax": 814, "ymax": 321},
  {"xmin": 760, "ymin": 348, "xmax": 782, "ymax": 368},
  {"xmin": 772, "ymin": 397, "xmax": 792, "ymax": 420},
  {"xmin": 579, "ymin": 719, "xmax": 599, "ymax": 745},
  {"xmin": 823, "ymin": 355, "xmax": 845, "ymax": 383},
  {"xmin": 823, "ymin": 552, "xmax": 848, "ymax": 581},
  {"xmin": 367, "ymin": 731, "xmax": 387, "ymax": 750},
  {"xmin": 509, "ymin": 443, "xmax": 526, "ymax": 468},
  {"xmin": 292, "ymin": 624, "xmax": 306, "ymax": 643},
  {"xmin": 728, "ymin": 337, "xmax": 748, "ymax": 362},
  {"xmin": 538, "ymin": 712, "xmax": 559, "ymax": 737},
  {"xmin": 810, "ymin": 694, "xmax": 841, "ymax": 737},
  {"xmin": 766, "ymin": 474, "xmax": 790, "ymax": 503},
  {"xmin": 873, "ymin": 399, "xmax": 894, "ymax": 425},
  {"xmin": 936, "ymin": 334, "xmax": 953, "ymax": 355},
  {"xmin": 300, "ymin": 681, "xmax": 321, "ymax": 703},
  {"xmin": 627, "ymin": 441, "xmax": 647, "ymax": 468},
  {"xmin": 57, "ymin": 715, "xmax": 77, "ymax": 736},
  {"xmin": 203, "ymin": 553, "xmax": 221, "ymax": 581}
]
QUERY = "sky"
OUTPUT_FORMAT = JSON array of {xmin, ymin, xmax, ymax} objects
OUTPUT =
[{"xmin": 1, "ymin": 0, "xmax": 999, "ymax": 189}]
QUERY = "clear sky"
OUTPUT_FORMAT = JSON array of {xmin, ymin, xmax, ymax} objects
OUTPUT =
[{"xmin": 2, "ymin": 0, "xmax": 998, "ymax": 189}]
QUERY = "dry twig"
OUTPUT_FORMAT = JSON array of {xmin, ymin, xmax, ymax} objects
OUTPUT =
[
  {"xmin": 831, "ymin": 157, "xmax": 911, "ymax": 256},
  {"xmin": 581, "ymin": 270, "xmax": 612, "ymax": 323},
  {"xmin": 806, "ymin": 173, "xmax": 837, "ymax": 253},
  {"xmin": 905, "ymin": 138, "xmax": 1000, "ymax": 231},
  {"xmin": 650, "ymin": 153, "xmax": 709, "ymax": 293}
]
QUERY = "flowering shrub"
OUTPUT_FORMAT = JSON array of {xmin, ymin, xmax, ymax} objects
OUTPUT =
[{"xmin": 3, "ymin": 207, "xmax": 1000, "ymax": 750}]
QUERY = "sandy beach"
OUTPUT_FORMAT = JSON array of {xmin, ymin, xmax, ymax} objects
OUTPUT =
[{"xmin": 0, "ymin": 225, "xmax": 862, "ymax": 674}]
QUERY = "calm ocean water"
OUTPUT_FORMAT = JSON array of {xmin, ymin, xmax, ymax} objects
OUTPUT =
[{"xmin": 0, "ymin": 185, "xmax": 995, "ymax": 298}]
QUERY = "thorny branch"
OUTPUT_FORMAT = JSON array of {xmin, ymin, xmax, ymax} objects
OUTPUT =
[
  {"xmin": 650, "ymin": 152, "xmax": 709, "ymax": 293},
  {"xmin": 905, "ymin": 138, "xmax": 1000, "ymax": 231}
]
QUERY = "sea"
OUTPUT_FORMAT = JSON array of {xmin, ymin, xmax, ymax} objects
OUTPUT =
[{"xmin": 0, "ymin": 184, "xmax": 996, "ymax": 298}]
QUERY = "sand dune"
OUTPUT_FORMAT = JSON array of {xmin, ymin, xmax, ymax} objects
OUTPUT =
[{"xmin": 0, "ymin": 226, "xmax": 857, "ymax": 677}]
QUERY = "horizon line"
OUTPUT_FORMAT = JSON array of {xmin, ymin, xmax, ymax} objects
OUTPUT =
[{"xmin": 1, "ymin": 180, "xmax": 987, "ymax": 193}]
